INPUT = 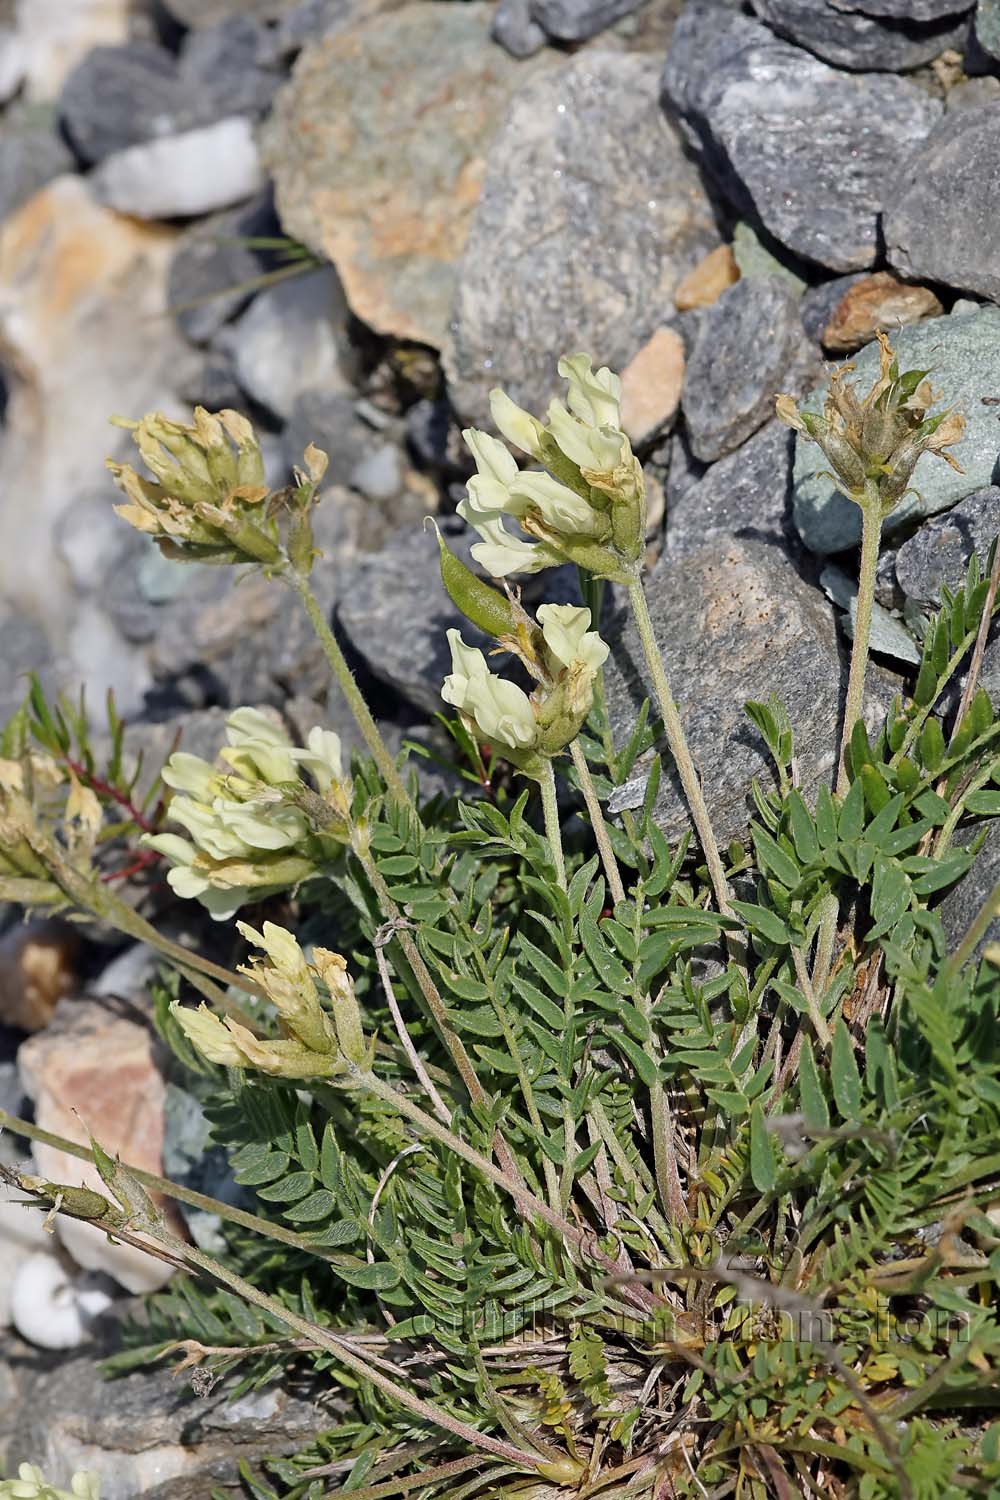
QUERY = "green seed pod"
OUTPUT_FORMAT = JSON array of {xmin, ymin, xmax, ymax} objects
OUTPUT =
[{"xmin": 433, "ymin": 523, "xmax": 518, "ymax": 640}]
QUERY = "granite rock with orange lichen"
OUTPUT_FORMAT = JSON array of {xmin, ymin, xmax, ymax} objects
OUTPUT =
[{"xmin": 262, "ymin": 2, "xmax": 547, "ymax": 350}]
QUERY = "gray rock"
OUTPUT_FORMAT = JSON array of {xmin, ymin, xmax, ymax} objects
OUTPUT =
[
  {"xmin": 602, "ymin": 538, "xmax": 843, "ymax": 845},
  {"xmin": 163, "ymin": 1082, "xmax": 251, "ymax": 1253},
  {"xmin": 8, "ymin": 1354, "xmax": 337, "ymax": 1500},
  {"xmin": 664, "ymin": 420, "xmax": 794, "ymax": 559},
  {"xmin": 977, "ymin": 0, "xmax": 1000, "ymax": 57},
  {"xmin": 0, "ymin": 108, "xmax": 74, "ymax": 225},
  {"xmin": 793, "ymin": 307, "xmax": 1000, "ymax": 554},
  {"xmin": 532, "ymin": 0, "xmax": 647, "ymax": 41},
  {"xmin": 406, "ymin": 398, "xmax": 464, "ymax": 474},
  {"xmin": 750, "ymin": 0, "xmax": 969, "ymax": 71},
  {"xmin": 662, "ymin": 3, "xmax": 942, "ymax": 272},
  {"xmin": 938, "ymin": 820, "xmax": 1000, "ymax": 960},
  {"xmin": 284, "ymin": 391, "xmax": 376, "ymax": 481},
  {"xmin": 895, "ymin": 487, "xmax": 1000, "ymax": 605},
  {"xmin": 350, "ymin": 443, "xmax": 404, "ymax": 504},
  {"xmin": 492, "ymin": 0, "xmax": 547, "ymax": 55},
  {"xmin": 730, "ymin": 222, "xmax": 809, "ymax": 297},
  {"xmin": 0, "ymin": 19, "xmax": 24, "ymax": 107},
  {"xmin": 336, "ymin": 524, "xmax": 491, "ymax": 714},
  {"xmin": 885, "ymin": 105, "xmax": 1000, "ymax": 304},
  {"xmin": 445, "ymin": 50, "xmax": 718, "ymax": 428},
  {"xmin": 945, "ymin": 74, "xmax": 1000, "ymax": 110},
  {"xmin": 178, "ymin": 16, "xmax": 283, "ymax": 120},
  {"xmin": 842, "ymin": 0, "xmax": 969, "ymax": 19},
  {"xmin": 274, "ymin": 0, "xmax": 360, "ymax": 50},
  {"xmin": 0, "ymin": 610, "xmax": 60, "ymax": 725},
  {"xmin": 58, "ymin": 42, "xmax": 204, "ymax": 165},
  {"xmin": 230, "ymin": 268, "xmax": 349, "ymax": 421},
  {"xmin": 681, "ymin": 276, "xmax": 806, "ymax": 462},
  {"xmin": 102, "ymin": 484, "xmax": 376, "ymax": 712},
  {"xmin": 263, "ymin": 3, "xmax": 542, "ymax": 351},
  {"xmin": 175, "ymin": 349, "xmax": 246, "ymax": 413},
  {"xmin": 168, "ymin": 195, "xmax": 277, "ymax": 346},
  {"xmin": 92, "ymin": 117, "xmax": 264, "ymax": 220},
  {"xmin": 164, "ymin": 0, "xmax": 305, "ymax": 24},
  {"xmin": 800, "ymin": 273, "xmax": 867, "ymax": 345},
  {"xmin": 55, "ymin": 494, "xmax": 124, "ymax": 594},
  {"xmin": 876, "ymin": 548, "xmax": 904, "ymax": 611}
]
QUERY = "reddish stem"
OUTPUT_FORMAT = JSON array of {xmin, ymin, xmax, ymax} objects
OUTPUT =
[
  {"xmin": 66, "ymin": 757, "xmax": 158, "ymax": 834},
  {"xmin": 99, "ymin": 849, "xmax": 163, "ymax": 884}
]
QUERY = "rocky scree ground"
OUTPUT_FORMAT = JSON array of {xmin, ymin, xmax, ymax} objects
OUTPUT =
[{"xmin": 1, "ymin": 0, "xmax": 1000, "ymax": 1488}]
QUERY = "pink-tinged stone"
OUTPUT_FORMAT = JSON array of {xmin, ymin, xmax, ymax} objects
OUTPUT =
[
  {"xmin": 822, "ymin": 270, "xmax": 943, "ymax": 354},
  {"xmin": 13, "ymin": 0, "xmax": 131, "ymax": 101},
  {"xmin": 0, "ymin": 176, "xmax": 184, "ymax": 634},
  {"xmin": 18, "ymin": 999, "xmax": 183, "ymax": 1292},
  {"xmin": 674, "ymin": 244, "xmax": 740, "ymax": 312},
  {"xmin": 619, "ymin": 328, "xmax": 685, "ymax": 447}
]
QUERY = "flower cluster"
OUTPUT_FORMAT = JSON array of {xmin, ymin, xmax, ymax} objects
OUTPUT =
[
  {"xmin": 459, "ymin": 354, "xmax": 645, "ymax": 582},
  {"xmin": 442, "ymin": 602, "xmax": 609, "ymax": 777},
  {"xmin": 108, "ymin": 407, "xmax": 327, "ymax": 567},
  {"xmin": 0, "ymin": 1467, "xmax": 99, "ymax": 1500},
  {"xmin": 172, "ymin": 922, "xmax": 368, "ymax": 1079},
  {"xmin": 145, "ymin": 708, "xmax": 349, "ymax": 919},
  {"xmin": 776, "ymin": 330, "xmax": 965, "ymax": 515}
]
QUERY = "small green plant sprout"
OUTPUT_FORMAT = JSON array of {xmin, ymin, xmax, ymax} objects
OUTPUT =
[
  {"xmin": 144, "ymin": 707, "xmax": 352, "ymax": 919},
  {"xmin": 0, "ymin": 1466, "xmax": 99, "ymax": 1500},
  {"xmin": 776, "ymin": 330, "xmax": 966, "ymax": 790}
]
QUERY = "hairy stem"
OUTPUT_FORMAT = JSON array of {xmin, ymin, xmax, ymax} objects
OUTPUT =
[
  {"xmin": 539, "ymin": 759, "xmax": 567, "ymax": 892},
  {"xmin": 0, "ymin": 1108, "xmax": 345, "ymax": 1262},
  {"xmin": 944, "ymin": 876, "xmax": 1000, "ymax": 978},
  {"xmin": 627, "ymin": 580, "xmax": 731, "ymax": 919},
  {"xmin": 287, "ymin": 569, "xmax": 413, "ymax": 811},
  {"xmin": 792, "ymin": 946, "xmax": 832, "ymax": 1050},
  {"xmin": 373, "ymin": 931, "xmax": 453, "ymax": 1126},
  {"xmin": 47, "ymin": 855, "xmax": 262, "ymax": 1006},
  {"xmin": 569, "ymin": 738, "xmax": 625, "ymax": 906},
  {"xmin": 361, "ymin": 857, "xmax": 525, "ymax": 1186},
  {"xmin": 174, "ymin": 1235, "xmax": 541, "ymax": 1468},
  {"xmin": 952, "ymin": 534, "xmax": 1000, "ymax": 741},
  {"xmin": 837, "ymin": 487, "xmax": 882, "ymax": 797}
]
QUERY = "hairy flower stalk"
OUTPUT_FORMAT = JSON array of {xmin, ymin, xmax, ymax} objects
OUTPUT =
[
  {"xmin": 452, "ymin": 354, "xmax": 733, "ymax": 918},
  {"xmin": 776, "ymin": 331, "xmax": 965, "ymax": 794},
  {"xmin": 144, "ymin": 707, "xmax": 350, "ymax": 920}
]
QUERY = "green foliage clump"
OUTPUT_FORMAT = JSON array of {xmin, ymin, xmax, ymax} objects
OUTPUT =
[{"xmin": 3, "ymin": 349, "xmax": 1000, "ymax": 1500}]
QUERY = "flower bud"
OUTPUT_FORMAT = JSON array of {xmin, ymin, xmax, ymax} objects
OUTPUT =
[
  {"xmin": 109, "ymin": 407, "xmax": 276, "ymax": 564},
  {"xmin": 312, "ymin": 947, "xmax": 368, "ymax": 1065}
]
